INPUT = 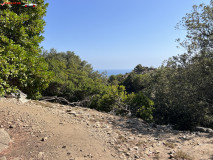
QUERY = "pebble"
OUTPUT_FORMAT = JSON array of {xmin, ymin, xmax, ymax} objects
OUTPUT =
[
  {"xmin": 41, "ymin": 137, "xmax": 48, "ymax": 141},
  {"xmin": 134, "ymin": 155, "xmax": 140, "ymax": 159},
  {"xmin": 126, "ymin": 152, "xmax": 130, "ymax": 156},
  {"xmin": 169, "ymin": 154, "xmax": 174, "ymax": 159},
  {"xmin": 133, "ymin": 146, "xmax": 138, "ymax": 150}
]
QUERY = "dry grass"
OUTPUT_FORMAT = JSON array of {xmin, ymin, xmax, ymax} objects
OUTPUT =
[
  {"xmin": 164, "ymin": 141, "xmax": 176, "ymax": 148},
  {"xmin": 136, "ymin": 140, "xmax": 146, "ymax": 146},
  {"xmin": 118, "ymin": 135, "xmax": 126, "ymax": 141},
  {"xmin": 174, "ymin": 150, "xmax": 193, "ymax": 160},
  {"xmin": 89, "ymin": 117, "xmax": 104, "ymax": 122},
  {"xmin": 116, "ymin": 134, "xmax": 126, "ymax": 144}
]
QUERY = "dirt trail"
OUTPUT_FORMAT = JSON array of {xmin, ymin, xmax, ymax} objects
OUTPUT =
[
  {"xmin": 0, "ymin": 98, "xmax": 213, "ymax": 160},
  {"xmin": 0, "ymin": 98, "xmax": 118, "ymax": 160}
]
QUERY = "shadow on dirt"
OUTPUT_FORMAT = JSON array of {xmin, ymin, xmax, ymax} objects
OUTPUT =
[{"xmin": 107, "ymin": 116, "xmax": 211, "ymax": 141}]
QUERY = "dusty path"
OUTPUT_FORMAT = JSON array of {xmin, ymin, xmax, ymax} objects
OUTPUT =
[
  {"xmin": 0, "ymin": 98, "xmax": 213, "ymax": 160},
  {"xmin": 0, "ymin": 98, "xmax": 118, "ymax": 160}
]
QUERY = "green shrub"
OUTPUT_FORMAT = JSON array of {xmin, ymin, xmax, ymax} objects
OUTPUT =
[
  {"xmin": 90, "ymin": 85, "xmax": 128, "ymax": 113},
  {"xmin": 127, "ymin": 91, "xmax": 154, "ymax": 122},
  {"xmin": 174, "ymin": 150, "xmax": 193, "ymax": 160}
]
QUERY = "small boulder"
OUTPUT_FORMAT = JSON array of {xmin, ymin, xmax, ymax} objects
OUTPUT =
[{"xmin": 0, "ymin": 129, "xmax": 11, "ymax": 152}]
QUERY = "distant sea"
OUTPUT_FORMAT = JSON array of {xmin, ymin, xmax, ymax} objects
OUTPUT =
[{"xmin": 97, "ymin": 69, "xmax": 132, "ymax": 76}]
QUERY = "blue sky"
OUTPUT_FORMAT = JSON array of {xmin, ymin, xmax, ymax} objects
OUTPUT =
[{"xmin": 41, "ymin": 0, "xmax": 209, "ymax": 69}]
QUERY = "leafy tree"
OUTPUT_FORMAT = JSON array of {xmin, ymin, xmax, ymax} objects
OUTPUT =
[
  {"xmin": 108, "ymin": 74, "xmax": 125, "ymax": 85},
  {"xmin": 120, "ymin": 65, "xmax": 156, "ymax": 94},
  {"xmin": 122, "ymin": 73, "xmax": 144, "ymax": 93},
  {"xmin": 176, "ymin": 0, "xmax": 213, "ymax": 53},
  {"xmin": 163, "ymin": 50, "xmax": 212, "ymax": 130},
  {"xmin": 133, "ymin": 64, "xmax": 144, "ymax": 74},
  {"xmin": 0, "ymin": 0, "xmax": 51, "ymax": 99},
  {"xmin": 43, "ymin": 49, "xmax": 107, "ymax": 102},
  {"xmin": 133, "ymin": 64, "xmax": 156, "ymax": 74}
]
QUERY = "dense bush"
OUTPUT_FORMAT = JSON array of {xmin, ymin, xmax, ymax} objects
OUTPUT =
[
  {"xmin": 126, "ymin": 91, "xmax": 154, "ymax": 122},
  {"xmin": 90, "ymin": 85, "xmax": 154, "ymax": 121},
  {"xmin": 108, "ymin": 74, "xmax": 125, "ymax": 85},
  {"xmin": 89, "ymin": 85, "xmax": 128, "ymax": 113},
  {"xmin": 119, "ymin": 65, "xmax": 156, "ymax": 94},
  {"xmin": 138, "ymin": 51, "xmax": 213, "ymax": 130},
  {"xmin": 42, "ymin": 49, "xmax": 107, "ymax": 102},
  {"xmin": 0, "ymin": 0, "xmax": 52, "ymax": 99}
]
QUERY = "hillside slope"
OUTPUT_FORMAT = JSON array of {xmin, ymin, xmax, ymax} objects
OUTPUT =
[{"xmin": 0, "ymin": 98, "xmax": 212, "ymax": 160}]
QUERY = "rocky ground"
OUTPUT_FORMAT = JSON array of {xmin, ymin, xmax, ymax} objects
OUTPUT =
[{"xmin": 0, "ymin": 98, "xmax": 212, "ymax": 160}]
